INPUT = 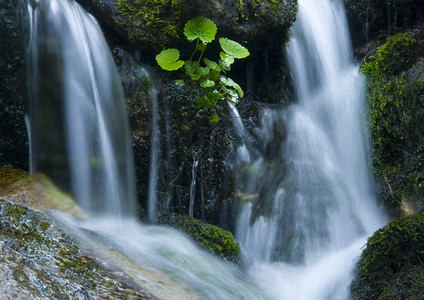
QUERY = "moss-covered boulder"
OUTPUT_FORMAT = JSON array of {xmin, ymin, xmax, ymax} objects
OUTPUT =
[
  {"xmin": 350, "ymin": 211, "xmax": 424, "ymax": 299},
  {"xmin": 159, "ymin": 213, "xmax": 241, "ymax": 263},
  {"xmin": 361, "ymin": 30, "xmax": 424, "ymax": 216}
]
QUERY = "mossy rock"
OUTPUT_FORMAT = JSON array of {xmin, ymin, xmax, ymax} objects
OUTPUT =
[
  {"xmin": 350, "ymin": 210, "xmax": 424, "ymax": 299},
  {"xmin": 77, "ymin": 0, "xmax": 297, "ymax": 51},
  {"xmin": 0, "ymin": 167, "xmax": 86, "ymax": 218},
  {"xmin": 361, "ymin": 30, "xmax": 424, "ymax": 216},
  {"xmin": 0, "ymin": 198, "xmax": 155, "ymax": 299},
  {"xmin": 159, "ymin": 213, "xmax": 241, "ymax": 263}
]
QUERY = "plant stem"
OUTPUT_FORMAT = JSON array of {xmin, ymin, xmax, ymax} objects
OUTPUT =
[{"xmin": 190, "ymin": 38, "xmax": 200, "ymax": 61}]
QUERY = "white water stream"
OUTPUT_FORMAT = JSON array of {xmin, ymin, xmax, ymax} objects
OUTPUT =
[
  {"xmin": 22, "ymin": 0, "xmax": 387, "ymax": 299},
  {"xmin": 231, "ymin": 0, "xmax": 387, "ymax": 298},
  {"xmin": 23, "ymin": 0, "xmax": 136, "ymax": 217}
]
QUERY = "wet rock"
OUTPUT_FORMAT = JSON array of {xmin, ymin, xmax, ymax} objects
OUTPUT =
[
  {"xmin": 0, "ymin": 198, "xmax": 157, "ymax": 299},
  {"xmin": 0, "ymin": 167, "xmax": 158, "ymax": 299},
  {"xmin": 0, "ymin": 0, "xmax": 29, "ymax": 169}
]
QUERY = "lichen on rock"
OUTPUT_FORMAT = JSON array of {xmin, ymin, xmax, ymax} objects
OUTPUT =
[{"xmin": 0, "ymin": 198, "xmax": 156, "ymax": 299}]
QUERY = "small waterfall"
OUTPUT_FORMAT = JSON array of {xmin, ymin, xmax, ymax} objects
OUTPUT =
[
  {"xmin": 20, "ymin": 0, "xmax": 388, "ymax": 299},
  {"xmin": 231, "ymin": 0, "xmax": 386, "ymax": 298},
  {"xmin": 189, "ymin": 159, "xmax": 199, "ymax": 218},
  {"xmin": 148, "ymin": 87, "xmax": 160, "ymax": 223},
  {"xmin": 22, "ymin": 0, "xmax": 136, "ymax": 217}
]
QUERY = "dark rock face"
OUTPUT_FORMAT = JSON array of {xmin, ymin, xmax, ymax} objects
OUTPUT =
[
  {"xmin": 76, "ymin": 0, "xmax": 298, "ymax": 103},
  {"xmin": 0, "ymin": 0, "xmax": 29, "ymax": 169},
  {"xmin": 345, "ymin": 0, "xmax": 424, "ymax": 51},
  {"xmin": 74, "ymin": 0, "xmax": 298, "ymax": 222}
]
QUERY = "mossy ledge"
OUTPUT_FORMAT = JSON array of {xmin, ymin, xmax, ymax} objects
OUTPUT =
[
  {"xmin": 159, "ymin": 213, "xmax": 241, "ymax": 263},
  {"xmin": 350, "ymin": 210, "xmax": 424, "ymax": 299}
]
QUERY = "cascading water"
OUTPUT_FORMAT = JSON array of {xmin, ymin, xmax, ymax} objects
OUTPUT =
[
  {"xmin": 148, "ymin": 86, "xmax": 160, "ymax": 223},
  {"xmin": 231, "ymin": 0, "xmax": 387, "ymax": 298},
  {"xmin": 189, "ymin": 159, "xmax": 199, "ymax": 218},
  {"xmin": 23, "ymin": 0, "xmax": 136, "ymax": 217},
  {"xmin": 21, "ymin": 0, "xmax": 388, "ymax": 299},
  {"xmin": 21, "ymin": 1, "xmax": 268, "ymax": 298}
]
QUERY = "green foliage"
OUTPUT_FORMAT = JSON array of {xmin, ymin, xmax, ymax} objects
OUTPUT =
[
  {"xmin": 350, "ymin": 211, "xmax": 424, "ymax": 299},
  {"xmin": 219, "ymin": 38, "xmax": 250, "ymax": 59},
  {"xmin": 155, "ymin": 48, "xmax": 184, "ymax": 71},
  {"xmin": 159, "ymin": 213, "xmax": 241, "ymax": 262},
  {"xmin": 156, "ymin": 16, "xmax": 249, "ymax": 122},
  {"xmin": 184, "ymin": 17, "xmax": 217, "ymax": 43}
]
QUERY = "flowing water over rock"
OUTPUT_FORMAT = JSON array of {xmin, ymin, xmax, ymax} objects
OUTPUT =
[
  {"xmin": 21, "ymin": 0, "xmax": 387, "ymax": 299},
  {"xmin": 231, "ymin": 0, "xmax": 387, "ymax": 298},
  {"xmin": 20, "ymin": 0, "xmax": 266, "ymax": 298},
  {"xmin": 22, "ymin": 0, "xmax": 136, "ymax": 217}
]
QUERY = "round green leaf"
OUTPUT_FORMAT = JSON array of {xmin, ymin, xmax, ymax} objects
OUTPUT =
[
  {"xmin": 219, "ymin": 38, "xmax": 250, "ymax": 59},
  {"xmin": 184, "ymin": 17, "xmax": 217, "ymax": 44},
  {"xmin": 156, "ymin": 49, "xmax": 184, "ymax": 71}
]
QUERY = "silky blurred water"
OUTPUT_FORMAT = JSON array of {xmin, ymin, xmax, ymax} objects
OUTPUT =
[
  {"xmin": 23, "ymin": 0, "xmax": 387, "ymax": 299},
  {"xmin": 232, "ymin": 0, "xmax": 386, "ymax": 298},
  {"xmin": 23, "ymin": 0, "xmax": 136, "ymax": 217}
]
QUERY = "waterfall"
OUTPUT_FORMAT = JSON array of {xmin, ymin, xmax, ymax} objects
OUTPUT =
[
  {"xmin": 148, "ymin": 86, "xmax": 160, "ymax": 223},
  {"xmin": 20, "ymin": 0, "xmax": 388, "ymax": 299},
  {"xmin": 189, "ymin": 159, "xmax": 199, "ymax": 218},
  {"xmin": 231, "ymin": 0, "xmax": 386, "ymax": 298},
  {"xmin": 22, "ymin": 0, "xmax": 136, "ymax": 217}
]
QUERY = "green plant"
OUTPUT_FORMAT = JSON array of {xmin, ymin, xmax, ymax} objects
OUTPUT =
[{"xmin": 156, "ymin": 16, "xmax": 250, "ymax": 123}]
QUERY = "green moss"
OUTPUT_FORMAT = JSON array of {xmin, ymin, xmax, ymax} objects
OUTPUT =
[
  {"xmin": 350, "ymin": 211, "xmax": 424, "ymax": 299},
  {"xmin": 159, "ymin": 213, "xmax": 241, "ymax": 262},
  {"xmin": 361, "ymin": 32, "xmax": 424, "ymax": 214},
  {"xmin": 117, "ymin": 0, "xmax": 182, "ymax": 40}
]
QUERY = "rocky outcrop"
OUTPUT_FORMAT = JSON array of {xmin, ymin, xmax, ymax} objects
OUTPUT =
[
  {"xmin": 361, "ymin": 30, "xmax": 424, "ymax": 217},
  {"xmin": 0, "ymin": 168, "xmax": 157, "ymax": 299},
  {"xmin": 350, "ymin": 211, "xmax": 424, "ymax": 299}
]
